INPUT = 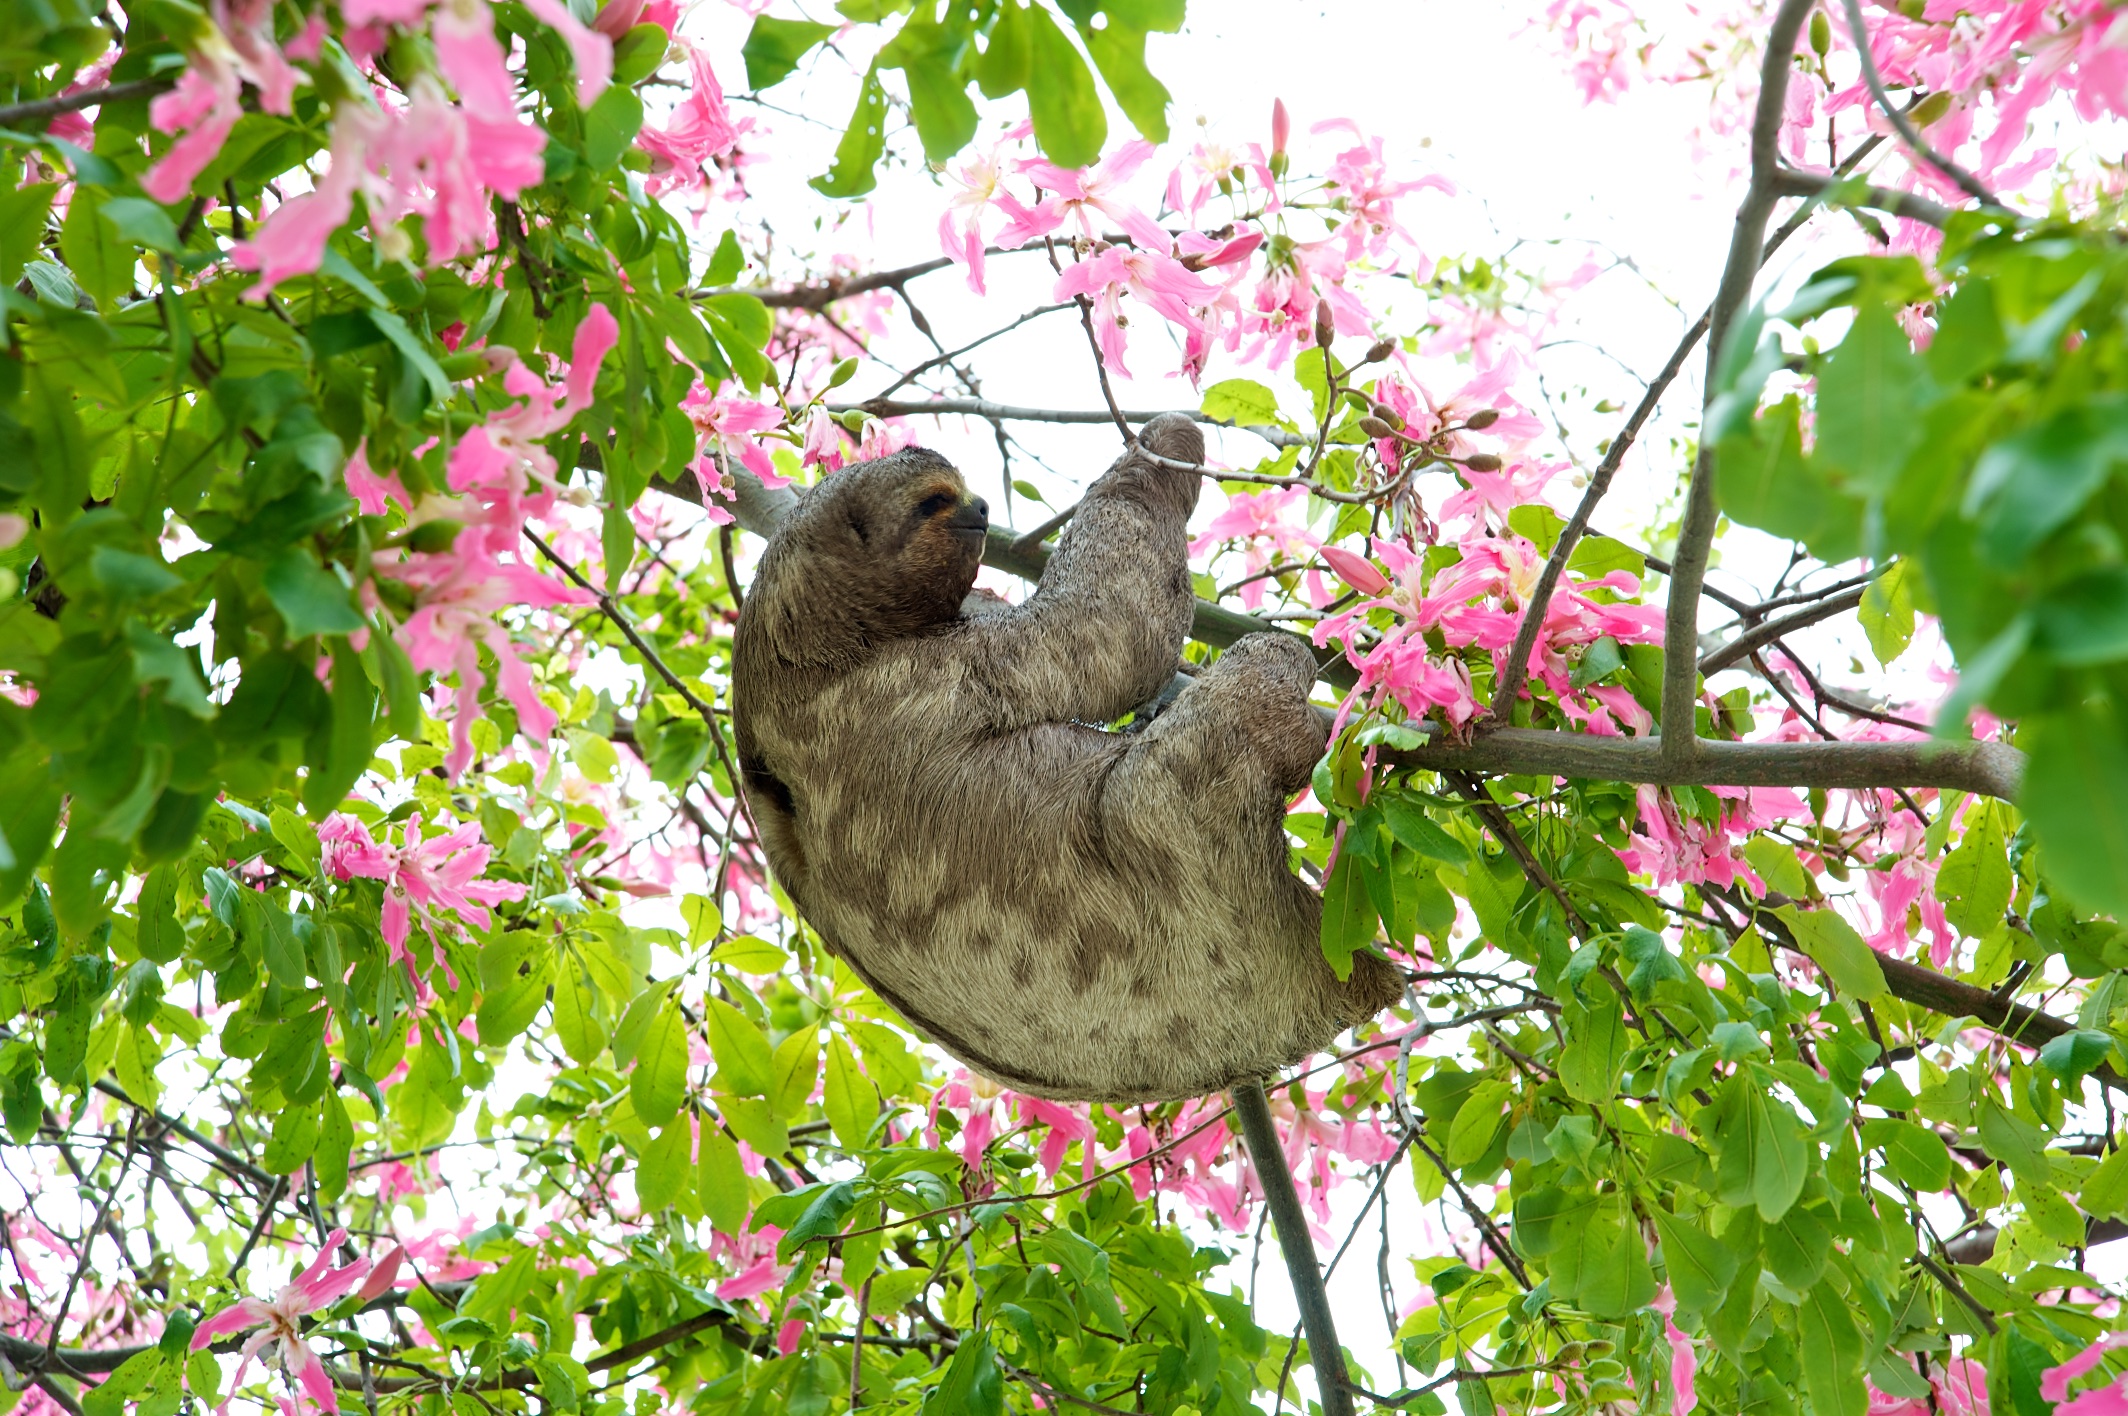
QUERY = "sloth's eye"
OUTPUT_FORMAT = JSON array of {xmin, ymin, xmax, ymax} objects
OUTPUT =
[{"xmin": 915, "ymin": 492, "xmax": 957, "ymax": 519}]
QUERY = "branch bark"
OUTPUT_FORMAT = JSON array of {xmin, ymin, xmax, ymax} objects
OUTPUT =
[
  {"xmin": 1662, "ymin": 0, "xmax": 1819, "ymax": 761},
  {"xmin": 826, "ymin": 396, "xmax": 1307, "ymax": 448},
  {"xmin": 0, "ymin": 80, "xmax": 167, "ymax": 129},
  {"xmin": 1380, "ymin": 728, "xmax": 2023, "ymax": 801},
  {"xmin": 1232, "ymin": 1079, "xmax": 1355, "ymax": 1416},
  {"xmin": 1697, "ymin": 584, "xmax": 1870, "ymax": 676},
  {"xmin": 1767, "ymin": 168, "xmax": 1956, "ymax": 228}
]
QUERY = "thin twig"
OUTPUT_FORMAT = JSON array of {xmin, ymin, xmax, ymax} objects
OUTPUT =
[
  {"xmin": 1837, "ymin": 0, "xmax": 1998, "ymax": 206},
  {"xmin": 0, "ymin": 79, "xmax": 167, "ymax": 128}
]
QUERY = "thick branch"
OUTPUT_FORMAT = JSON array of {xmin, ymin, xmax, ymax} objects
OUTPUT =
[
  {"xmin": 1767, "ymin": 168, "xmax": 1955, "ymax": 228},
  {"xmin": 0, "ymin": 80, "xmax": 167, "ymax": 129},
  {"xmin": 1232, "ymin": 1079, "xmax": 1355, "ymax": 1416},
  {"xmin": 1662, "ymin": 0, "xmax": 1819, "ymax": 760},
  {"xmin": 1381, "ymin": 728, "xmax": 2023, "ymax": 801}
]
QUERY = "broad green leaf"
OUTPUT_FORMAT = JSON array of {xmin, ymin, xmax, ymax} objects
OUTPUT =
[
  {"xmin": 133, "ymin": 864, "xmax": 182, "ymax": 963},
  {"xmin": 1379, "ymin": 797, "xmax": 1471, "ymax": 867},
  {"xmin": 2080, "ymin": 1142, "xmax": 2128, "ymax": 1220},
  {"xmin": 973, "ymin": 0, "xmax": 1031, "ymax": 97},
  {"xmin": 706, "ymin": 998, "xmax": 775, "ymax": 1097},
  {"xmin": 1443, "ymin": 1080, "xmax": 1510, "ymax": 1168},
  {"xmin": 811, "ymin": 64, "xmax": 889, "ymax": 199},
  {"xmin": 1202, "ymin": 377, "xmax": 1283, "ymax": 428},
  {"xmin": 1860, "ymin": 560, "xmax": 1917, "ymax": 666},
  {"xmin": 261, "ymin": 1099, "xmax": 321, "ymax": 1174},
  {"xmin": 629, "ymin": 1001, "xmax": 692, "ymax": 1127},
  {"xmin": 553, "ymin": 954, "xmax": 607, "ymax": 1063},
  {"xmin": 316, "ymin": 1091, "xmax": 352, "ymax": 1201},
  {"xmin": 1318, "ymin": 849, "xmax": 1378, "ymax": 981},
  {"xmin": 823, "ymin": 1035, "xmax": 876, "ymax": 1150},
  {"xmin": 1084, "ymin": 20, "xmax": 1169, "ymax": 142},
  {"xmin": 1965, "ymin": 396, "xmax": 2128, "ymax": 571},
  {"xmin": 2037, "ymin": 565, "xmax": 2128, "ymax": 665},
  {"xmin": 1022, "ymin": 6, "xmax": 1105, "ymax": 168},
  {"xmin": 2023, "ymin": 700, "xmax": 2128, "ymax": 916},
  {"xmin": 1937, "ymin": 800, "xmax": 2011, "ymax": 937},
  {"xmin": 1816, "ymin": 303, "xmax": 1928, "ymax": 495},
  {"xmin": 1860, "ymin": 1117, "xmax": 1952, "ymax": 1191},
  {"xmin": 741, "ymin": 15, "xmax": 834, "ymax": 89},
  {"xmin": 0, "ymin": 183, "xmax": 54, "ymax": 284},
  {"xmin": 264, "ymin": 548, "xmax": 365, "ymax": 638},
  {"xmin": 1799, "ymin": 1280, "xmax": 1868, "ymax": 1416},
  {"xmin": 1715, "ymin": 1080, "xmax": 1809, "ymax": 1221},
  {"xmin": 1558, "ymin": 981, "xmax": 1626, "ymax": 1103},
  {"xmin": 638, "ymin": 1120, "xmax": 695, "ymax": 1212},
  {"xmin": 61, "ymin": 189, "xmax": 134, "ymax": 308},
  {"xmin": 1548, "ymin": 1193, "xmax": 1654, "ymax": 1318},
  {"xmin": 1762, "ymin": 1205, "xmax": 1832, "ymax": 1289},
  {"xmin": 582, "ymin": 85, "xmax": 644, "ymax": 169},
  {"xmin": 1774, "ymin": 904, "xmax": 1884, "ymax": 999},
  {"xmin": 924, "ymin": 1332, "xmax": 1004, "ymax": 1416},
  {"xmin": 1976, "ymin": 1096, "xmax": 2050, "ymax": 1184},
  {"xmin": 1648, "ymin": 1208, "xmax": 1737, "ymax": 1316},
  {"xmin": 1717, "ymin": 397, "xmax": 1862, "ymax": 562},
  {"xmin": 698, "ymin": 1126, "xmax": 749, "ymax": 1233},
  {"xmin": 770, "ymin": 1023, "xmax": 818, "ymax": 1122}
]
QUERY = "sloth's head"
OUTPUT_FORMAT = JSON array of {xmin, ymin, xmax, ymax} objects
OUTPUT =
[{"xmin": 742, "ymin": 447, "xmax": 991, "ymax": 666}]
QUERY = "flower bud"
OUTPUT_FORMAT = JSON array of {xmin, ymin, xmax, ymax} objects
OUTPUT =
[
  {"xmin": 827, "ymin": 356, "xmax": 859, "ymax": 388},
  {"xmin": 1359, "ymin": 416, "xmax": 1397, "ymax": 440},
  {"xmin": 1809, "ymin": 9, "xmax": 1830, "ymax": 57},
  {"xmin": 407, "ymin": 518, "xmax": 464, "ymax": 554},
  {"xmin": 1368, "ymin": 402, "xmax": 1405, "ymax": 430},
  {"xmin": 1464, "ymin": 408, "xmax": 1500, "ymax": 430},
  {"xmin": 1910, "ymin": 91, "xmax": 1953, "ymax": 128},
  {"xmin": 1464, "ymin": 453, "xmax": 1503, "ymax": 472},
  {"xmin": 1363, "ymin": 338, "xmax": 1395, "ymax": 363},
  {"xmin": 1320, "ymin": 544, "xmax": 1390, "ymax": 596},
  {"xmin": 838, "ymin": 409, "xmax": 871, "ymax": 433},
  {"xmin": 1271, "ymin": 97, "xmax": 1290, "ymax": 156},
  {"xmin": 1313, "ymin": 297, "xmax": 1335, "ymax": 349}
]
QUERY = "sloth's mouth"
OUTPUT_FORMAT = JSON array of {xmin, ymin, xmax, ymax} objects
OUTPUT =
[{"xmin": 946, "ymin": 510, "xmax": 989, "ymax": 547}]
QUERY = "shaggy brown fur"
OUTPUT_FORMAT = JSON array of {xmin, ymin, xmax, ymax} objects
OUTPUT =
[{"xmin": 731, "ymin": 413, "xmax": 1402, "ymax": 1103}]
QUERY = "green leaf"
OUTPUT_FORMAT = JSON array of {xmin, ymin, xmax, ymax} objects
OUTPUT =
[
  {"xmin": 1084, "ymin": 21, "xmax": 1168, "ymax": 142},
  {"xmin": 1318, "ymin": 849, "xmax": 1379, "ymax": 981},
  {"xmin": 924, "ymin": 1333, "xmax": 1004, "ymax": 1416},
  {"xmin": 1774, "ymin": 904, "xmax": 1884, "ymax": 999},
  {"xmin": 1022, "ymin": 6, "xmax": 1106, "ymax": 168},
  {"xmin": 1558, "ymin": 981, "xmax": 1626, "ymax": 1104},
  {"xmin": 1976, "ymin": 1096, "xmax": 2050, "ymax": 1184},
  {"xmin": 1648, "ymin": 1208, "xmax": 1737, "ymax": 1316},
  {"xmin": 60, "ymin": 189, "xmax": 134, "ymax": 308},
  {"xmin": 698, "ymin": 1126, "xmax": 749, "ymax": 1233},
  {"xmin": 264, "ymin": 548, "xmax": 365, "ymax": 638},
  {"xmin": 582, "ymin": 85, "xmax": 644, "ymax": 169},
  {"xmin": 770, "ymin": 1024, "xmax": 817, "ymax": 1122},
  {"xmin": 706, "ymin": 998, "xmax": 775, "ymax": 1096},
  {"xmin": 1965, "ymin": 396, "xmax": 2128, "ymax": 571},
  {"xmin": 316, "ymin": 1091, "xmax": 352, "ymax": 1201},
  {"xmin": 0, "ymin": 183, "xmax": 54, "ymax": 284},
  {"xmin": 553, "ymin": 954, "xmax": 607, "ymax": 1062},
  {"xmin": 1202, "ymin": 377, "xmax": 1282, "ymax": 428},
  {"xmin": 775, "ymin": 1179, "xmax": 857, "ymax": 1258},
  {"xmin": 2037, "ymin": 566, "xmax": 2128, "ymax": 665},
  {"xmin": 1937, "ymin": 800, "xmax": 2011, "ymax": 938},
  {"xmin": 1443, "ymin": 1080, "xmax": 1509, "ymax": 1168},
  {"xmin": 2081, "ymin": 1143, "xmax": 2128, "ymax": 1220},
  {"xmin": 637, "ymin": 1120, "xmax": 694, "ymax": 1213},
  {"xmin": 1378, "ymin": 798, "xmax": 1470, "ymax": 867},
  {"xmin": 2023, "ymin": 700, "xmax": 2128, "ymax": 916},
  {"xmin": 1799, "ymin": 1280, "xmax": 1868, "ymax": 1416},
  {"xmin": 1549, "ymin": 1193, "xmax": 1654, "ymax": 1318},
  {"xmin": 823, "ymin": 1035, "xmax": 876, "ymax": 1149},
  {"xmin": 810, "ymin": 64, "xmax": 889, "ymax": 199},
  {"xmin": 365, "ymin": 309, "xmax": 452, "ymax": 408},
  {"xmin": 1859, "ymin": 560, "xmax": 1917, "ymax": 666},
  {"xmin": 2039, "ymin": 1028, "xmax": 2116, "ymax": 1081},
  {"xmin": 1715, "ymin": 1080, "xmax": 1809, "ymax": 1221},
  {"xmin": 741, "ymin": 15, "xmax": 834, "ymax": 90},
  {"xmin": 629, "ymin": 1001, "xmax": 691, "ymax": 1127},
  {"xmin": 1860, "ymin": 1117, "xmax": 1952, "ymax": 1191},
  {"xmin": 973, "ymin": 1, "xmax": 1030, "ymax": 97},
  {"xmin": 134, "ymin": 864, "xmax": 182, "ymax": 964},
  {"xmin": 261, "ymin": 1099, "xmax": 321, "ymax": 1174},
  {"xmin": 1717, "ymin": 397, "xmax": 1862, "ymax": 562},
  {"xmin": 1816, "ymin": 303, "xmax": 1928, "ymax": 495},
  {"xmin": 304, "ymin": 639, "xmax": 376, "ymax": 815},
  {"xmin": 98, "ymin": 196, "xmax": 180, "ymax": 253}
]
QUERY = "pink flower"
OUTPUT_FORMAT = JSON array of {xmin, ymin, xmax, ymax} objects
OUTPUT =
[
  {"xmin": 142, "ymin": 0, "xmax": 299, "ymax": 202},
  {"xmin": 2047, "ymin": 1335, "xmax": 2128, "ymax": 1411},
  {"xmin": 1190, "ymin": 486, "xmax": 1318, "ymax": 609},
  {"xmin": 190, "ymin": 1232, "xmax": 399, "ymax": 1414},
  {"xmin": 1052, "ymin": 246, "xmax": 1218, "ymax": 379},
  {"xmin": 639, "ymin": 44, "xmax": 745, "ymax": 200},
  {"xmin": 1320, "ymin": 544, "xmax": 1389, "ymax": 596},
  {"xmin": 683, "ymin": 386, "xmax": 785, "ymax": 489},
  {"xmin": 320, "ymin": 813, "xmax": 528, "ymax": 991},
  {"xmin": 938, "ymin": 143, "xmax": 1036, "ymax": 294},
  {"xmin": 1001, "ymin": 139, "xmax": 1171, "ymax": 254}
]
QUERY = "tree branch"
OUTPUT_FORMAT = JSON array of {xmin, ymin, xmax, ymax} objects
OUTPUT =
[
  {"xmin": 1381, "ymin": 727, "xmax": 2023, "ymax": 800},
  {"xmin": 1837, "ymin": 0, "xmax": 1998, "ymax": 207},
  {"xmin": 1697, "ymin": 584, "xmax": 1869, "ymax": 676},
  {"xmin": 1662, "ymin": 0, "xmax": 1819, "ymax": 761},
  {"xmin": 0, "ymin": 80, "xmax": 167, "ymax": 129},
  {"xmin": 1767, "ymin": 167, "xmax": 1956, "ymax": 228},
  {"xmin": 1232, "ymin": 1078, "xmax": 1355, "ymax": 1416}
]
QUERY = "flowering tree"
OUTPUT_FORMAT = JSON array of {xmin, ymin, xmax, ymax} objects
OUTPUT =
[{"xmin": 9, "ymin": 0, "xmax": 2128, "ymax": 1413}]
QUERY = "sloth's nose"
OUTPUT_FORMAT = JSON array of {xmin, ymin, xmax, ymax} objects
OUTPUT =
[{"xmin": 950, "ymin": 496, "xmax": 990, "ymax": 531}]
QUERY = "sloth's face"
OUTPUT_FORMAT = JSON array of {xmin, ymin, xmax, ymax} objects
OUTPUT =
[{"xmin": 831, "ymin": 455, "xmax": 990, "ymax": 631}]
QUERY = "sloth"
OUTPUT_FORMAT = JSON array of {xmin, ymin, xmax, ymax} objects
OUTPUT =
[{"xmin": 731, "ymin": 413, "xmax": 1402, "ymax": 1103}]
